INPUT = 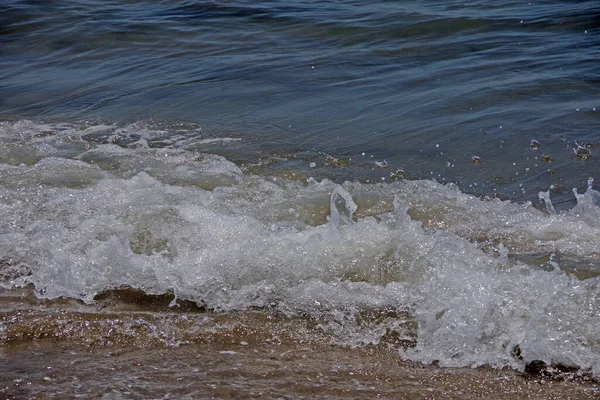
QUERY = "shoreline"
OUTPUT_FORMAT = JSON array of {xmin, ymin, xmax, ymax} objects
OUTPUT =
[
  {"xmin": 1, "ymin": 287, "xmax": 598, "ymax": 399},
  {"xmin": 2, "ymin": 340, "xmax": 599, "ymax": 399}
]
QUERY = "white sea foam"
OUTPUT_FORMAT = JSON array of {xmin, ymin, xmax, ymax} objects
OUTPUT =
[{"xmin": 0, "ymin": 121, "xmax": 599, "ymax": 376}]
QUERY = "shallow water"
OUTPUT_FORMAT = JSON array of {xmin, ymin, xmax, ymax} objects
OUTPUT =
[
  {"xmin": 3, "ymin": 342, "xmax": 599, "ymax": 399},
  {"xmin": 1, "ymin": 0, "xmax": 600, "ymax": 395},
  {"xmin": 1, "ymin": 290, "xmax": 599, "ymax": 399}
]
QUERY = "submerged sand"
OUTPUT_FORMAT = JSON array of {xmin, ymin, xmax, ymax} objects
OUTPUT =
[
  {"xmin": 2, "ymin": 341, "xmax": 599, "ymax": 399},
  {"xmin": 1, "ymin": 288, "xmax": 598, "ymax": 399}
]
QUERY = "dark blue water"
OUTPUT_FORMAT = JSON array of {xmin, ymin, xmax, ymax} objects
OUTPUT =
[{"xmin": 2, "ymin": 0, "xmax": 599, "ymax": 203}]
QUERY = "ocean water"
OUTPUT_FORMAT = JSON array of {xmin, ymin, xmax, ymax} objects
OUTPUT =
[{"xmin": 1, "ymin": 0, "xmax": 600, "ymax": 395}]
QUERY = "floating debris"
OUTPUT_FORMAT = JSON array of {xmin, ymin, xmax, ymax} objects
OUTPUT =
[
  {"xmin": 542, "ymin": 154, "xmax": 553, "ymax": 162},
  {"xmin": 309, "ymin": 162, "xmax": 316, "ymax": 168},
  {"xmin": 573, "ymin": 142, "xmax": 591, "ymax": 159},
  {"xmin": 471, "ymin": 155, "xmax": 481, "ymax": 164},
  {"xmin": 324, "ymin": 155, "xmax": 350, "ymax": 167},
  {"xmin": 530, "ymin": 139, "xmax": 540, "ymax": 149},
  {"xmin": 390, "ymin": 169, "xmax": 405, "ymax": 180},
  {"xmin": 375, "ymin": 160, "xmax": 388, "ymax": 168}
]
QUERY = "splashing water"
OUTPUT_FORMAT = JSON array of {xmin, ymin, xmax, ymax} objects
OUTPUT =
[
  {"xmin": 1, "ymin": 123, "xmax": 599, "ymax": 378},
  {"xmin": 573, "ymin": 142, "xmax": 591, "ymax": 160},
  {"xmin": 328, "ymin": 185, "xmax": 358, "ymax": 228},
  {"xmin": 538, "ymin": 189, "xmax": 556, "ymax": 215}
]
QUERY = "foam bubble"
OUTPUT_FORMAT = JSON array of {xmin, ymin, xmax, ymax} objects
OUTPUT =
[{"xmin": 1, "ymin": 121, "xmax": 599, "ymax": 376}]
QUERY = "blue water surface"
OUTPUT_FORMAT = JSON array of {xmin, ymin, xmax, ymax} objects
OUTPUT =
[{"xmin": 1, "ymin": 0, "xmax": 599, "ymax": 204}]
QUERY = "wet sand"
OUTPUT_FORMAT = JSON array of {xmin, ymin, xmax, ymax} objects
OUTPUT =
[
  {"xmin": 2, "ymin": 341, "xmax": 599, "ymax": 399},
  {"xmin": 1, "ymin": 288, "xmax": 598, "ymax": 399}
]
